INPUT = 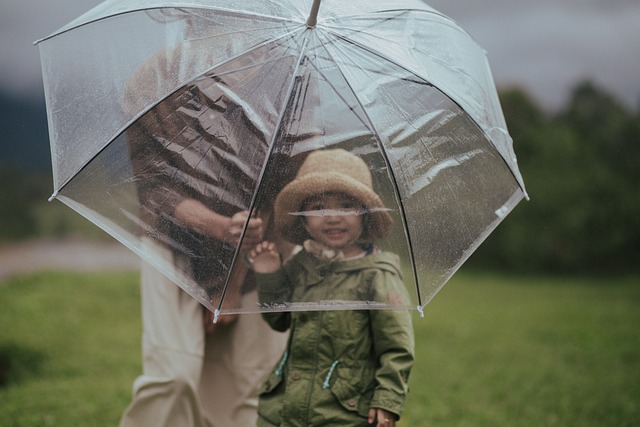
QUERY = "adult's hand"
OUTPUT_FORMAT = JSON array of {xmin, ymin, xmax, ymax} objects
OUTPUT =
[
  {"xmin": 228, "ymin": 211, "xmax": 264, "ymax": 250},
  {"xmin": 174, "ymin": 200, "xmax": 263, "ymax": 247}
]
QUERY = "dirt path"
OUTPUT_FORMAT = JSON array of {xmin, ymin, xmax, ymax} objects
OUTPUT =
[{"xmin": 0, "ymin": 238, "xmax": 139, "ymax": 281}]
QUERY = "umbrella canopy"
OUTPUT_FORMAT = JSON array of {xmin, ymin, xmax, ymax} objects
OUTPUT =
[{"xmin": 36, "ymin": 0, "xmax": 527, "ymax": 317}]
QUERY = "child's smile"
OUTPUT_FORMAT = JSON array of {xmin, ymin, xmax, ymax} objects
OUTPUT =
[{"xmin": 302, "ymin": 192, "xmax": 365, "ymax": 258}]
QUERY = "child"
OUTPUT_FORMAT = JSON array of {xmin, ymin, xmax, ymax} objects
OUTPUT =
[{"xmin": 249, "ymin": 149, "xmax": 415, "ymax": 427}]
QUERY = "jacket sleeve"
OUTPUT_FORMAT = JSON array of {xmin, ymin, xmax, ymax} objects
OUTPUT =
[
  {"xmin": 256, "ymin": 269, "xmax": 293, "ymax": 332},
  {"xmin": 368, "ymin": 271, "xmax": 415, "ymax": 419}
]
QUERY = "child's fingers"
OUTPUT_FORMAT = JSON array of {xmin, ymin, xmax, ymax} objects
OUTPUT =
[
  {"xmin": 368, "ymin": 408, "xmax": 394, "ymax": 426},
  {"xmin": 250, "ymin": 241, "xmax": 275, "ymax": 257},
  {"xmin": 262, "ymin": 241, "xmax": 277, "ymax": 253},
  {"xmin": 368, "ymin": 408, "xmax": 375, "ymax": 424}
]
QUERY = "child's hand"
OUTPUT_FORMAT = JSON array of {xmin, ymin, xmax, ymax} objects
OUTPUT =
[
  {"xmin": 368, "ymin": 407, "xmax": 395, "ymax": 426},
  {"xmin": 249, "ymin": 241, "xmax": 282, "ymax": 274}
]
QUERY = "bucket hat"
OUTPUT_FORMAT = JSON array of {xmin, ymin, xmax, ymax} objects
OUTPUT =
[{"xmin": 274, "ymin": 149, "xmax": 393, "ymax": 244}]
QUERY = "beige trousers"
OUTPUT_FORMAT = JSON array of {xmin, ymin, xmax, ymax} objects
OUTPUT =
[{"xmin": 119, "ymin": 254, "xmax": 287, "ymax": 427}]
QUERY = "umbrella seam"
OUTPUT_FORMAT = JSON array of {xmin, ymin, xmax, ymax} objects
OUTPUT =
[
  {"xmin": 214, "ymin": 29, "xmax": 312, "ymax": 317},
  {"xmin": 316, "ymin": 34, "xmax": 424, "ymax": 311},
  {"xmin": 323, "ymin": 26, "xmax": 527, "ymax": 197},
  {"xmin": 50, "ymin": 27, "xmax": 306, "ymax": 198},
  {"xmin": 35, "ymin": 5, "xmax": 300, "ymax": 44}
]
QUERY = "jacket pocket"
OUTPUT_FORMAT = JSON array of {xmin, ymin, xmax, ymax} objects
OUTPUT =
[
  {"xmin": 328, "ymin": 365, "xmax": 375, "ymax": 418},
  {"xmin": 260, "ymin": 350, "xmax": 288, "ymax": 395},
  {"xmin": 258, "ymin": 368, "xmax": 284, "ymax": 426},
  {"xmin": 260, "ymin": 368, "xmax": 284, "ymax": 395}
]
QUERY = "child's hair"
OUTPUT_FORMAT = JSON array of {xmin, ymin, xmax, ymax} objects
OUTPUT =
[{"xmin": 274, "ymin": 149, "xmax": 393, "ymax": 245}]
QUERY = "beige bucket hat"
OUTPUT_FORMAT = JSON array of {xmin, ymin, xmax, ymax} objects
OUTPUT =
[{"xmin": 274, "ymin": 148, "xmax": 393, "ymax": 244}]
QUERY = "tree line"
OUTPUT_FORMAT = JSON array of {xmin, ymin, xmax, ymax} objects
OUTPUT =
[
  {"xmin": 1, "ymin": 81, "xmax": 638, "ymax": 274},
  {"xmin": 467, "ymin": 81, "xmax": 640, "ymax": 274}
]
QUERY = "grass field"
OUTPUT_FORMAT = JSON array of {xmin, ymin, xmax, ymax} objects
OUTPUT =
[{"xmin": 1, "ymin": 271, "xmax": 638, "ymax": 426}]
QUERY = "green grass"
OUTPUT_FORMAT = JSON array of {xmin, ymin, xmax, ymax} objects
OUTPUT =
[
  {"xmin": 1, "ymin": 271, "xmax": 639, "ymax": 426},
  {"xmin": 405, "ymin": 273, "xmax": 640, "ymax": 426},
  {"xmin": 0, "ymin": 271, "xmax": 141, "ymax": 427}
]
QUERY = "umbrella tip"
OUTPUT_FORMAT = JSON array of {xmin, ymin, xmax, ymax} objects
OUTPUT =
[
  {"xmin": 417, "ymin": 305, "xmax": 425, "ymax": 318},
  {"xmin": 213, "ymin": 309, "xmax": 220, "ymax": 324},
  {"xmin": 306, "ymin": 0, "xmax": 322, "ymax": 28}
]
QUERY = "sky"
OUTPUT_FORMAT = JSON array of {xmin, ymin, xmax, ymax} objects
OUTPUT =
[{"xmin": 1, "ymin": 0, "xmax": 639, "ymax": 111}]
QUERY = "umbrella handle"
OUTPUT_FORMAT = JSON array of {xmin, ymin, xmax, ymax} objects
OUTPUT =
[{"xmin": 306, "ymin": 0, "xmax": 322, "ymax": 27}]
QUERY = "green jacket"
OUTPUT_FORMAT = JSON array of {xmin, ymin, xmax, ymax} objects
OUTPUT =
[{"xmin": 256, "ymin": 250, "xmax": 415, "ymax": 427}]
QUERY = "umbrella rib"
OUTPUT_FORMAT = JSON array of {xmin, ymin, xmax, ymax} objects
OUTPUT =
[
  {"xmin": 322, "ymin": 27, "xmax": 437, "ymax": 91},
  {"xmin": 323, "ymin": 17, "xmax": 484, "ymax": 106},
  {"xmin": 316, "ymin": 38, "xmax": 424, "ymax": 313},
  {"xmin": 323, "ymin": 23, "xmax": 528, "ymax": 197},
  {"xmin": 144, "ymin": 27, "xmax": 305, "ymax": 115},
  {"xmin": 300, "ymin": 60, "xmax": 371, "ymax": 134},
  {"xmin": 50, "ymin": 27, "xmax": 305, "ymax": 200},
  {"xmin": 36, "ymin": 4, "xmax": 299, "ymax": 44},
  {"xmin": 213, "ymin": 31, "xmax": 311, "ymax": 321}
]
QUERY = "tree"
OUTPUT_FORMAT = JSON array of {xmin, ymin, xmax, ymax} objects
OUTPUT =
[{"xmin": 468, "ymin": 82, "xmax": 640, "ymax": 274}]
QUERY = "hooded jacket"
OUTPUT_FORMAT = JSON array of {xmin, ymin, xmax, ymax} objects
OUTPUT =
[{"xmin": 256, "ymin": 249, "xmax": 415, "ymax": 427}]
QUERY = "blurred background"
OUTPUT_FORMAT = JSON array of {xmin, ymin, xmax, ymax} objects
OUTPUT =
[
  {"xmin": 1, "ymin": 0, "xmax": 638, "ymax": 274},
  {"xmin": 0, "ymin": 2, "xmax": 639, "ymax": 426}
]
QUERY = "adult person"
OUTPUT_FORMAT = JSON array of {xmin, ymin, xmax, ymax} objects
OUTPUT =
[{"xmin": 117, "ymin": 21, "xmax": 291, "ymax": 426}]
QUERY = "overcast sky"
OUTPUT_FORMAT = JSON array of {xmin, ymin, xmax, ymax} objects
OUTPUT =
[{"xmin": 1, "ymin": 0, "xmax": 639, "ymax": 111}]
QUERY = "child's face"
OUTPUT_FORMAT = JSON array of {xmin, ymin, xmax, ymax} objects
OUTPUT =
[{"xmin": 301, "ymin": 192, "xmax": 365, "ymax": 258}]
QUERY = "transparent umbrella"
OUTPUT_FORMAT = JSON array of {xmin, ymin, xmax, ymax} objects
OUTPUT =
[{"xmin": 36, "ymin": 0, "xmax": 527, "ymax": 319}]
